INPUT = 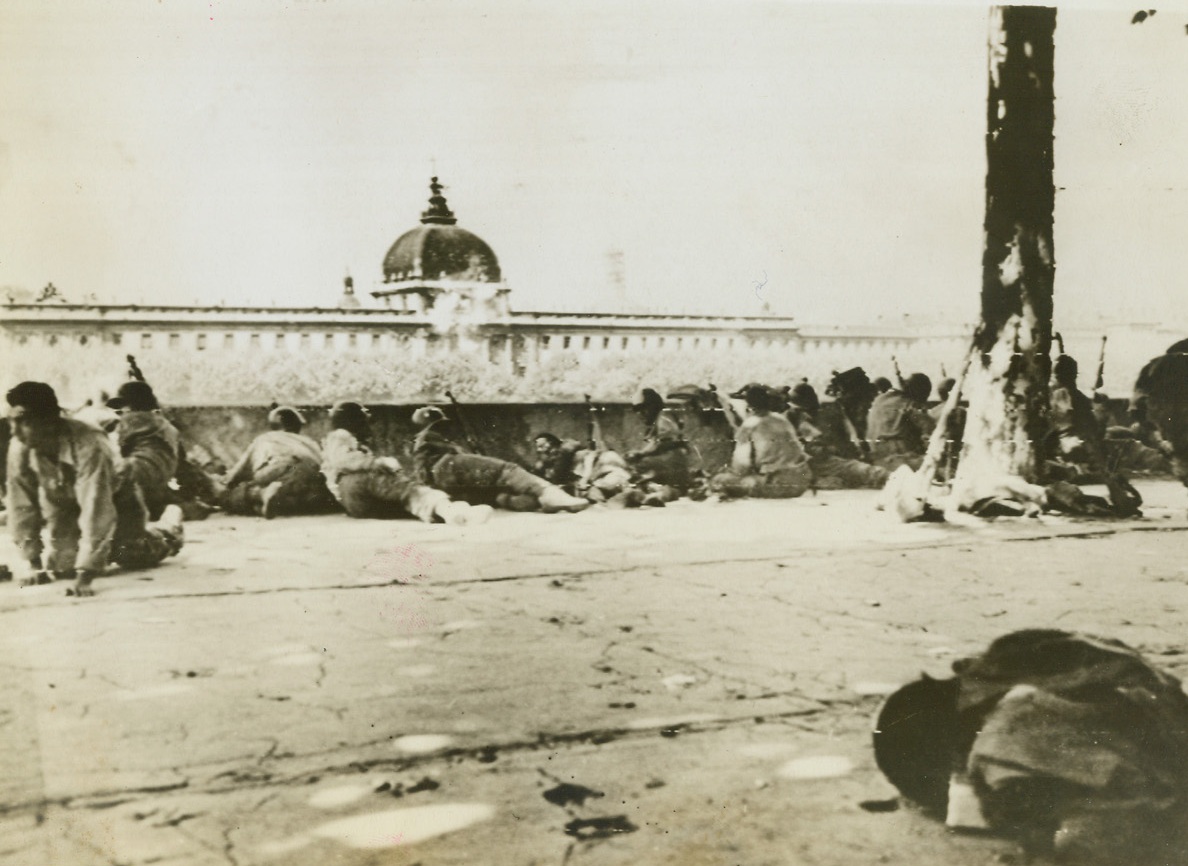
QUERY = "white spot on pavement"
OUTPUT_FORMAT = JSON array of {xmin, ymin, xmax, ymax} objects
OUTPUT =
[
  {"xmin": 851, "ymin": 681, "xmax": 900, "ymax": 696},
  {"xmin": 778, "ymin": 755, "xmax": 854, "ymax": 780},
  {"xmin": 309, "ymin": 784, "xmax": 373, "ymax": 809},
  {"xmin": 310, "ymin": 803, "xmax": 495, "ymax": 848},
  {"xmin": 661, "ymin": 674, "xmax": 698, "ymax": 690},
  {"xmin": 737, "ymin": 742, "xmax": 799, "ymax": 759},
  {"xmin": 392, "ymin": 734, "xmax": 454, "ymax": 754}
]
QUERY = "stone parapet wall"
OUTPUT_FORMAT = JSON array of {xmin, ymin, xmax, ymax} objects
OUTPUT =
[{"xmin": 168, "ymin": 402, "xmax": 741, "ymax": 478}]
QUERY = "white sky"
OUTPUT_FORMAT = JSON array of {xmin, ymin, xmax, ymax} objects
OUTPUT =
[{"xmin": 2, "ymin": 0, "xmax": 1187, "ymax": 325}]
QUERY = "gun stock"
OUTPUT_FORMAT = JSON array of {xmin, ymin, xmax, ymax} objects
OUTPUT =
[{"xmin": 1094, "ymin": 335, "xmax": 1108, "ymax": 393}]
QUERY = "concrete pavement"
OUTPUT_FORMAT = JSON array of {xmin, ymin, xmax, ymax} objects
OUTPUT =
[{"xmin": 1, "ymin": 481, "xmax": 1186, "ymax": 865}]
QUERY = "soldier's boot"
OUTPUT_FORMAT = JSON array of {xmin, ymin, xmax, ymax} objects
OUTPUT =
[
  {"xmin": 435, "ymin": 501, "xmax": 494, "ymax": 526},
  {"xmin": 538, "ymin": 486, "xmax": 590, "ymax": 513},
  {"xmin": 158, "ymin": 505, "xmax": 185, "ymax": 557}
]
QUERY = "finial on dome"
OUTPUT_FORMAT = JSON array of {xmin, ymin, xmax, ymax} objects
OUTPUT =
[{"xmin": 421, "ymin": 176, "xmax": 457, "ymax": 225}]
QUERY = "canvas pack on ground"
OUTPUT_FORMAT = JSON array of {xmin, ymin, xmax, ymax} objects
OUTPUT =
[{"xmin": 874, "ymin": 629, "xmax": 1188, "ymax": 864}]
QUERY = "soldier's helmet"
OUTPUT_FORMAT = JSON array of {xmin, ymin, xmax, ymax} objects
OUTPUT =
[
  {"xmin": 729, "ymin": 382, "xmax": 776, "ymax": 412},
  {"xmin": 329, "ymin": 401, "xmax": 370, "ymax": 430},
  {"xmin": 632, "ymin": 388, "xmax": 665, "ymax": 412},
  {"xmin": 411, "ymin": 406, "xmax": 446, "ymax": 427},
  {"xmin": 106, "ymin": 380, "xmax": 159, "ymax": 411},
  {"xmin": 1053, "ymin": 354, "xmax": 1078, "ymax": 385},
  {"xmin": 904, "ymin": 373, "xmax": 932, "ymax": 403},
  {"xmin": 826, "ymin": 367, "xmax": 871, "ymax": 399},
  {"xmin": 790, "ymin": 382, "xmax": 820, "ymax": 414},
  {"xmin": 268, "ymin": 406, "xmax": 305, "ymax": 432}
]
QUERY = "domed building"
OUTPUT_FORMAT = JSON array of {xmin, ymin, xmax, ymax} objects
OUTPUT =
[
  {"xmin": 0, "ymin": 176, "xmax": 981, "ymax": 405},
  {"xmin": 373, "ymin": 178, "xmax": 511, "ymax": 319}
]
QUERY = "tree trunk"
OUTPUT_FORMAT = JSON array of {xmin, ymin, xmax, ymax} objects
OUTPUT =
[{"xmin": 952, "ymin": 5, "xmax": 1056, "ymax": 508}]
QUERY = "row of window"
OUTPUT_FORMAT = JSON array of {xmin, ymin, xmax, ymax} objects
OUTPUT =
[
  {"xmin": 126, "ymin": 331, "xmax": 386, "ymax": 351},
  {"xmin": 15, "ymin": 330, "xmax": 898, "ymax": 355},
  {"xmin": 537, "ymin": 334, "xmax": 798, "ymax": 351}
]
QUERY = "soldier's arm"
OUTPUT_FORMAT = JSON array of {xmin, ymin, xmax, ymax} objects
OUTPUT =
[
  {"xmin": 6, "ymin": 443, "xmax": 45, "ymax": 567},
  {"xmin": 73, "ymin": 438, "xmax": 117, "ymax": 573},
  {"xmin": 221, "ymin": 440, "xmax": 256, "ymax": 486}
]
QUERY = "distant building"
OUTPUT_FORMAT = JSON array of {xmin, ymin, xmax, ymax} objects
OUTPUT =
[{"xmin": 0, "ymin": 178, "xmax": 1061, "ymax": 405}]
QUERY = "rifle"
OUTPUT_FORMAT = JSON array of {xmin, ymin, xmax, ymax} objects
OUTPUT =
[
  {"xmin": 707, "ymin": 384, "xmax": 742, "ymax": 435},
  {"xmin": 583, "ymin": 394, "xmax": 604, "ymax": 452},
  {"xmin": 1054, "ymin": 332, "xmax": 1066, "ymax": 356},
  {"xmin": 444, "ymin": 390, "xmax": 484, "ymax": 455},
  {"xmin": 891, "ymin": 356, "xmax": 906, "ymax": 390},
  {"xmin": 1093, "ymin": 335, "xmax": 1108, "ymax": 393},
  {"xmin": 126, "ymin": 354, "xmax": 146, "ymax": 383}
]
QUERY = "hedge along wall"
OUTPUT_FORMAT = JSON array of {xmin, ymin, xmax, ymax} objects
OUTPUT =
[{"xmin": 167, "ymin": 402, "xmax": 740, "ymax": 478}]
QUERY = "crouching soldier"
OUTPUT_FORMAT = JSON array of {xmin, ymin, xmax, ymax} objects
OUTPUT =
[
  {"xmin": 866, "ymin": 372, "xmax": 936, "ymax": 472},
  {"xmin": 222, "ymin": 406, "xmax": 337, "ymax": 518},
  {"xmin": 709, "ymin": 383, "xmax": 811, "ymax": 499},
  {"xmin": 787, "ymin": 382, "xmax": 888, "ymax": 490},
  {"xmin": 321, "ymin": 401, "xmax": 492, "ymax": 525},
  {"xmin": 411, "ymin": 406, "xmax": 588, "ymax": 512},
  {"xmin": 624, "ymin": 387, "xmax": 699, "ymax": 502},
  {"xmin": 106, "ymin": 380, "xmax": 180, "ymax": 521},
  {"xmin": 1133, "ymin": 338, "xmax": 1188, "ymax": 497},
  {"xmin": 6, "ymin": 382, "xmax": 183, "ymax": 597}
]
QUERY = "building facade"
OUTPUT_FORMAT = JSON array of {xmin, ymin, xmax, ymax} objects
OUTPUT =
[{"xmin": 7, "ymin": 179, "xmax": 1158, "ymax": 407}]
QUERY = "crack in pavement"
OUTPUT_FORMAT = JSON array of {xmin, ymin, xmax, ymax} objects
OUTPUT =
[
  {"xmin": 9, "ymin": 523, "xmax": 1180, "ymax": 615},
  {"xmin": 1, "ymin": 705, "xmax": 829, "ymax": 820}
]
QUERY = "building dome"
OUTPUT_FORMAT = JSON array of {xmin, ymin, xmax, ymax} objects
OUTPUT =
[{"xmin": 382, "ymin": 178, "xmax": 502, "ymax": 284}]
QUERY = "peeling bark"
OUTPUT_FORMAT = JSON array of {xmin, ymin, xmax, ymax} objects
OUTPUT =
[{"xmin": 953, "ymin": 6, "xmax": 1057, "ymax": 507}]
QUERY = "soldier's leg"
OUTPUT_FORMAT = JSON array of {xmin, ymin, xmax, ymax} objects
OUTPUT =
[
  {"xmin": 260, "ymin": 461, "xmax": 334, "ymax": 518},
  {"xmin": 814, "ymin": 455, "xmax": 889, "ymax": 490},
  {"xmin": 221, "ymin": 482, "xmax": 262, "ymax": 515},
  {"xmin": 751, "ymin": 466, "xmax": 812, "ymax": 499},
  {"xmin": 709, "ymin": 471, "xmax": 758, "ymax": 498},
  {"xmin": 356, "ymin": 468, "xmax": 479, "ymax": 524},
  {"xmin": 112, "ymin": 477, "xmax": 182, "ymax": 570},
  {"xmin": 874, "ymin": 453, "xmax": 920, "ymax": 474}
]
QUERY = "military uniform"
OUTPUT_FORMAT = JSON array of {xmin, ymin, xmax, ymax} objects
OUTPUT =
[
  {"xmin": 628, "ymin": 410, "xmax": 695, "ymax": 491},
  {"xmin": 1133, "ymin": 339, "xmax": 1188, "ymax": 490},
  {"xmin": 113, "ymin": 410, "xmax": 180, "ymax": 521},
  {"xmin": 866, "ymin": 390, "xmax": 935, "ymax": 472},
  {"xmin": 322, "ymin": 428, "xmax": 450, "ymax": 522},
  {"xmin": 710, "ymin": 412, "xmax": 811, "ymax": 499},
  {"xmin": 7, "ymin": 417, "xmax": 181, "ymax": 575},
  {"xmin": 222, "ymin": 430, "xmax": 335, "ymax": 517},
  {"xmin": 792, "ymin": 409, "xmax": 888, "ymax": 490},
  {"xmin": 413, "ymin": 420, "xmax": 559, "ymax": 506}
]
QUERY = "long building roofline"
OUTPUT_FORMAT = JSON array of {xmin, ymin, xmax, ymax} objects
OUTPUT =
[{"xmin": 0, "ymin": 303, "xmax": 409, "ymax": 315}]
